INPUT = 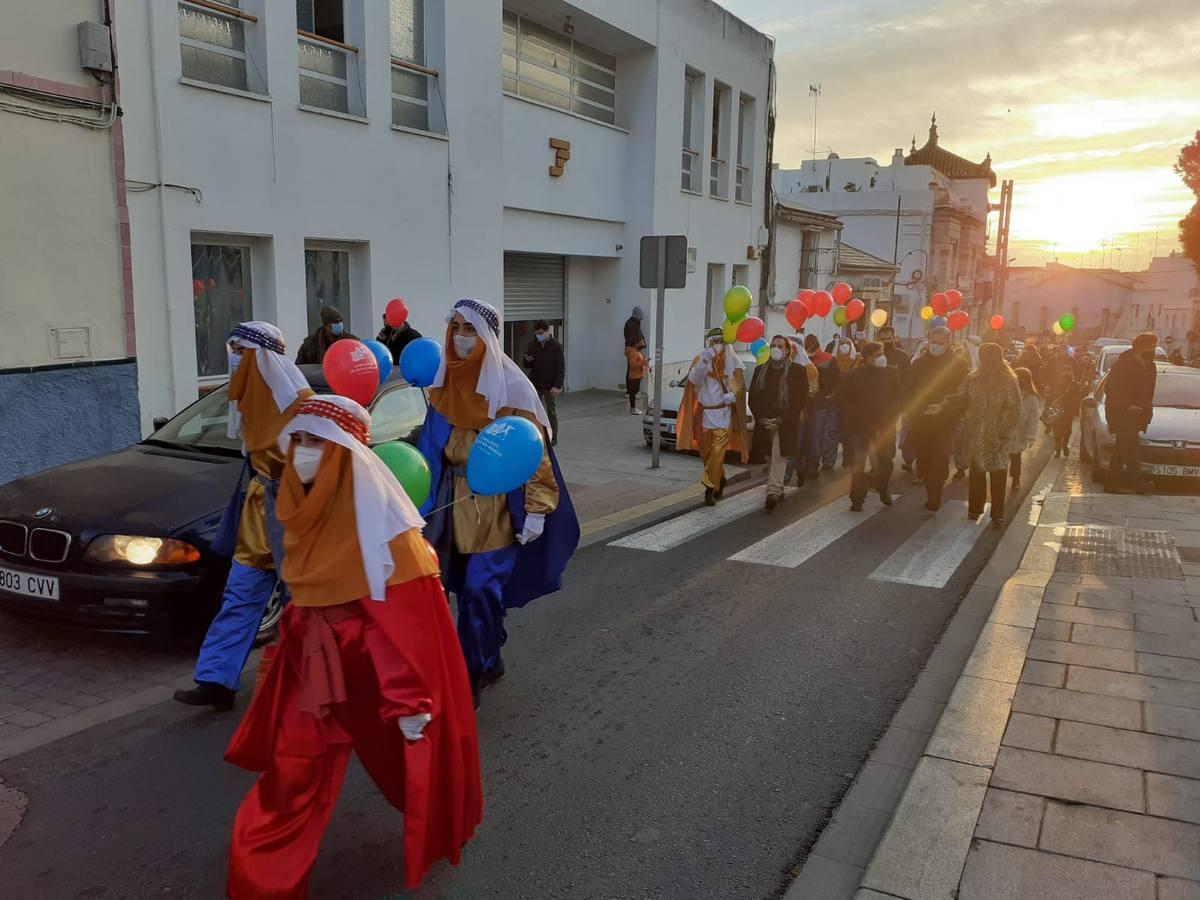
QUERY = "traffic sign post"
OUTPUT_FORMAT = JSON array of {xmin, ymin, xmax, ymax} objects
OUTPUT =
[{"xmin": 639, "ymin": 235, "xmax": 688, "ymax": 469}]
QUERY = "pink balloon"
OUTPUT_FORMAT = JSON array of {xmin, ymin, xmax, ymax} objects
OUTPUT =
[
  {"xmin": 832, "ymin": 282, "xmax": 853, "ymax": 306},
  {"xmin": 845, "ymin": 298, "xmax": 865, "ymax": 322},
  {"xmin": 946, "ymin": 289, "xmax": 963, "ymax": 311},
  {"xmin": 735, "ymin": 316, "xmax": 765, "ymax": 343},
  {"xmin": 931, "ymin": 292, "xmax": 949, "ymax": 316},
  {"xmin": 947, "ymin": 310, "xmax": 970, "ymax": 331},
  {"xmin": 322, "ymin": 339, "xmax": 380, "ymax": 406},
  {"xmin": 785, "ymin": 299, "xmax": 809, "ymax": 331},
  {"xmin": 385, "ymin": 298, "xmax": 409, "ymax": 328}
]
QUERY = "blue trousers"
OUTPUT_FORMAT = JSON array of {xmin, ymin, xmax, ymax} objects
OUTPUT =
[
  {"xmin": 446, "ymin": 545, "xmax": 518, "ymax": 677},
  {"xmin": 794, "ymin": 404, "xmax": 839, "ymax": 473},
  {"xmin": 194, "ymin": 561, "xmax": 277, "ymax": 690}
]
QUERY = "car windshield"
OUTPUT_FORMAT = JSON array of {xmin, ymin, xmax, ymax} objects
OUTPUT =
[
  {"xmin": 1155, "ymin": 371, "xmax": 1200, "ymax": 409},
  {"xmin": 145, "ymin": 385, "xmax": 243, "ymax": 454}
]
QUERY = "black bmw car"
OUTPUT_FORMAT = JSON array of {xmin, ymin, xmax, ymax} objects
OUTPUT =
[{"xmin": 0, "ymin": 367, "xmax": 427, "ymax": 638}]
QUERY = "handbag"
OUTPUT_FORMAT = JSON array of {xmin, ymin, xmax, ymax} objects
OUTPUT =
[{"xmin": 1041, "ymin": 402, "xmax": 1064, "ymax": 427}]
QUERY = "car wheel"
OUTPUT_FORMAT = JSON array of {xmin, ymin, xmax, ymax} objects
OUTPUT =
[{"xmin": 254, "ymin": 579, "xmax": 285, "ymax": 645}]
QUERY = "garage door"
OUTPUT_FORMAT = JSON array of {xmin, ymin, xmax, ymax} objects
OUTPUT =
[{"xmin": 503, "ymin": 253, "xmax": 565, "ymax": 321}]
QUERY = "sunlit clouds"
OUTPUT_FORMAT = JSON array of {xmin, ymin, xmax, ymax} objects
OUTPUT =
[{"xmin": 723, "ymin": 0, "xmax": 1200, "ymax": 269}]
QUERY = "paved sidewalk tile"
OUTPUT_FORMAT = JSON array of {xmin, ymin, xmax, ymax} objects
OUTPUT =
[
  {"xmin": 1021, "ymin": 659, "xmax": 1067, "ymax": 687},
  {"xmin": 1039, "ymin": 801, "xmax": 1200, "ymax": 881},
  {"xmin": 1145, "ymin": 703, "xmax": 1200, "ymax": 740},
  {"xmin": 1034, "ymin": 619, "xmax": 1074, "ymax": 641},
  {"xmin": 861, "ymin": 756, "xmax": 991, "ymax": 900},
  {"xmin": 1070, "ymin": 623, "xmax": 1200, "ymax": 659},
  {"xmin": 1026, "ymin": 638, "xmax": 1137, "ymax": 672},
  {"xmin": 1041, "ymin": 604, "xmax": 1135, "ymax": 629},
  {"xmin": 960, "ymin": 623, "xmax": 1033, "ymax": 684},
  {"xmin": 1137, "ymin": 615, "xmax": 1200, "ymax": 639},
  {"xmin": 1066, "ymin": 665, "xmax": 1200, "ymax": 709},
  {"xmin": 988, "ymin": 583, "xmax": 1045, "ymax": 628},
  {"xmin": 1055, "ymin": 720, "xmax": 1200, "ymax": 779},
  {"xmin": 1137, "ymin": 653, "xmax": 1200, "ymax": 684},
  {"xmin": 924, "ymin": 676, "xmax": 1015, "ymax": 767},
  {"xmin": 974, "ymin": 787, "xmax": 1044, "ymax": 847},
  {"xmin": 782, "ymin": 854, "xmax": 865, "ymax": 900},
  {"xmin": 1146, "ymin": 773, "xmax": 1200, "ymax": 825},
  {"xmin": 810, "ymin": 802, "xmax": 893, "ymax": 868},
  {"xmin": 1158, "ymin": 877, "xmax": 1200, "ymax": 900},
  {"xmin": 1077, "ymin": 592, "xmax": 1197, "ymax": 620},
  {"xmin": 991, "ymin": 746, "xmax": 1144, "ymax": 812},
  {"xmin": 1001, "ymin": 712, "xmax": 1055, "ymax": 752},
  {"xmin": 959, "ymin": 840, "xmax": 1155, "ymax": 900},
  {"xmin": 1011, "ymin": 683, "xmax": 1141, "ymax": 729}
]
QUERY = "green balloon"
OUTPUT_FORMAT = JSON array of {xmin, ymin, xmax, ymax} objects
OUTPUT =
[
  {"xmin": 755, "ymin": 345, "xmax": 771, "ymax": 365},
  {"xmin": 833, "ymin": 307, "xmax": 848, "ymax": 327},
  {"xmin": 373, "ymin": 441, "xmax": 432, "ymax": 507},
  {"xmin": 723, "ymin": 285, "xmax": 753, "ymax": 321},
  {"xmin": 1059, "ymin": 313, "xmax": 1076, "ymax": 332}
]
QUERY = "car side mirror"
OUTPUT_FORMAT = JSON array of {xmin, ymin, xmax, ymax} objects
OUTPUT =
[{"xmin": 152, "ymin": 416, "xmax": 169, "ymax": 430}]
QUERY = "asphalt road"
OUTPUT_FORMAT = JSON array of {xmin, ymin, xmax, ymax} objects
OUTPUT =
[{"xmin": 0, "ymin": 464, "xmax": 1023, "ymax": 900}]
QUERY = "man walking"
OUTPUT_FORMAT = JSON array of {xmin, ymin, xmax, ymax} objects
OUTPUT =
[
  {"xmin": 1104, "ymin": 332, "xmax": 1158, "ymax": 494},
  {"xmin": 296, "ymin": 306, "xmax": 356, "ymax": 365},
  {"xmin": 677, "ymin": 327, "xmax": 748, "ymax": 506},
  {"xmin": 749, "ymin": 335, "xmax": 808, "ymax": 510},
  {"xmin": 797, "ymin": 332, "xmax": 840, "ymax": 479},
  {"xmin": 522, "ymin": 320, "xmax": 565, "ymax": 445},
  {"xmin": 908, "ymin": 325, "xmax": 969, "ymax": 511},
  {"xmin": 834, "ymin": 341, "xmax": 901, "ymax": 511}
]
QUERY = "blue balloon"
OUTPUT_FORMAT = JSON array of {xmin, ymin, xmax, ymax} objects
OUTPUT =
[
  {"xmin": 362, "ymin": 339, "xmax": 393, "ymax": 383},
  {"xmin": 399, "ymin": 337, "xmax": 442, "ymax": 388},
  {"xmin": 467, "ymin": 415, "xmax": 544, "ymax": 496},
  {"xmin": 930, "ymin": 316, "xmax": 948, "ymax": 330},
  {"xmin": 749, "ymin": 338, "xmax": 768, "ymax": 356}
]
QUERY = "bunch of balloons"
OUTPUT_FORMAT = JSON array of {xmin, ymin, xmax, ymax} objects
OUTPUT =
[{"xmin": 719, "ymin": 285, "xmax": 764, "ymax": 346}]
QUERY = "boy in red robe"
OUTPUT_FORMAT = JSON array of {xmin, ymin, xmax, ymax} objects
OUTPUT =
[{"xmin": 225, "ymin": 395, "xmax": 482, "ymax": 898}]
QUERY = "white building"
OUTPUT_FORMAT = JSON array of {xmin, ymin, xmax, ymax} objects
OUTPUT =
[
  {"xmin": 114, "ymin": 0, "xmax": 772, "ymax": 429},
  {"xmin": 774, "ymin": 115, "xmax": 995, "ymax": 342},
  {"xmin": 0, "ymin": 2, "xmax": 142, "ymax": 483},
  {"xmin": 1122, "ymin": 253, "xmax": 1200, "ymax": 350}
]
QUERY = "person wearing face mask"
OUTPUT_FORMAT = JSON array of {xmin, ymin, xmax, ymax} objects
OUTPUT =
[
  {"xmin": 176, "ymin": 322, "xmax": 314, "ymax": 711},
  {"xmin": 418, "ymin": 299, "xmax": 579, "ymax": 706},
  {"xmin": 1103, "ymin": 332, "xmax": 1158, "ymax": 494},
  {"xmin": 907, "ymin": 325, "xmax": 969, "ymax": 511},
  {"xmin": 834, "ymin": 341, "xmax": 901, "ymax": 510},
  {"xmin": 224, "ymin": 395, "xmax": 482, "ymax": 898},
  {"xmin": 295, "ymin": 306, "xmax": 357, "ymax": 365},
  {"xmin": 749, "ymin": 335, "xmax": 809, "ymax": 510},
  {"xmin": 677, "ymin": 327, "xmax": 749, "ymax": 506},
  {"xmin": 789, "ymin": 332, "xmax": 840, "ymax": 482},
  {"xmin": 521, "ymin": 320, "xmax": 565, "ymax": 444}
]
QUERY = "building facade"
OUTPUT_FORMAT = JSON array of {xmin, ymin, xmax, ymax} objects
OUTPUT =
[
  {"xmin": 1120, "ymin": 253, "xmax": 1200, "ymax": 351},
  {"xmin": 0, "ymin": 2, "xmax": 141, "ymax": 484},
  {"xmin": 774, "ymin": 115, "xmax": 995, "ymax": 344},
  {"xmin": 114, "ymin": 0, "xmax": 772, "ymax": 431}
]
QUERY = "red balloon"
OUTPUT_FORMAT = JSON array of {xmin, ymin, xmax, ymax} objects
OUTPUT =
[
  {"xmin": 931, "ymin": 292, "xmax": 949, "ymax": 316},
  {"xmin": 785, "ymin": 299, "xmax": 809, "ymax": 331},
  {"xmin": 322, "ymin": 339, "xmax": 380, "ymax": 406},
  {"xmin": 798, "ymin": 289, "xmax": 816, "ymax": 304},
  {"xmin": 845, "ymin": 298, "xmax": 865, "ymax": 322},
  {"xmin": 192, "ymin": 278, "xmax": 204, "ymax": 297},
  {"xmin": 946, "ymin": 289, "xmax": 963, "ymax": 310},
  {"xmin": 735, "ymin": 316, "xmax": 765, "ymax": 343},
  {"xmin": 812, "ymin": 291, "xmax": 834, "ymax": 317},
  {"xmin": 832, "ymin": 282, "xmax": 853, "ymax": 306},
  {"xmin": 385, "ymin": 298, "xmax": 409, "ymax": 328},
  {"xmin": 990, "ymin": 314, "xmax": 1005, "ymax": 330},
  {"xmin": 947, "ymin": 310, "xmax": 970, "ymax": 331}
]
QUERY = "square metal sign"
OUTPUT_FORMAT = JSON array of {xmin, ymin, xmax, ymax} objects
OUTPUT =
[{"xmin": 639, "ymin": 235, "xmax": 688, "ymax": 290}]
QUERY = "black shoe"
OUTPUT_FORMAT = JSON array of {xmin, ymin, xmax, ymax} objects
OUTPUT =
[
  {"xmin": 850, "ymin": 500, "xmax": 864, "ymax": 512},
  {"xmin": 470, "ymin": 675, "xmax": 481, "ymax": 710},
  {"xmin": 765, "ymin": 493, "xmax": 779, "ymax": 511},
  {"xmin": 714, "ymin": 475, "xmax": 727, "ymax": 500},
  {"xmin": 173, "ymin": 682, "xmax": 235, "ymax": 711},
  {"xmin": 704, "ymin": 487, "xmax": 716, "ymax": 507},
  {"xmin": 879, "ymin": 491, "xmax": 893, "ymax": 506}
]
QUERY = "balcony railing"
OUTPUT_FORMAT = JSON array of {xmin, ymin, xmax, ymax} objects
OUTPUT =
[
  {"xmin": 178, "ymin": 0, "xmax": 254, "ymax": 92},
  {"xmin": 391, "ymin": 57, "xmax": 441, "ymax": 133},
  {"xmin": 297, "ymin": 32, "xmax": 354, "ymax": 114}
]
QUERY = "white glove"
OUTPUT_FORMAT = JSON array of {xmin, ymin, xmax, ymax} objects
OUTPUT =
[
  {"xmin": 398, "ymin": 712, "xmax": 431, "ymax": 742},
  {"xmin": 700, "ymin": 348, "xmax": 715, "ymax": 364},
  {"xmin": 518, "ymin": 512, "xmax": 545, "ymax": 545},
  {"xmin": 722, "ymin": 391, "xmax": 736, "ymax": 405}
]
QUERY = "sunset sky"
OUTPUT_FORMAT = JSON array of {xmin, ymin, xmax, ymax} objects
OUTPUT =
[{"xmin": 723, "ymin": 0, "xmax": 1199, "ymax": 271}]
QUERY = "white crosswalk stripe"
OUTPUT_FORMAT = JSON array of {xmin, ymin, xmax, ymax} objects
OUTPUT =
[
  {"xmin": 728, "ymin": 495, "xmax": 897, "ymax": 569},
  {"xmin": 608, "ymin": 486, "xmax": 770, "ymax": 553},
  {"xmin": 868, "ymin": 500, "xmax": 990, "ymax": 588}
]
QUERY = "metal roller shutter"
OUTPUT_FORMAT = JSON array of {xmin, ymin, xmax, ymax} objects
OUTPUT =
[{"xmin": 503, "ymin": 253, "xmax": 565, "ymax": 321}]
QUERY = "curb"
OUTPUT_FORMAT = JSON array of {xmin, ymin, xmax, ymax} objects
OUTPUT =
[{"xmin": 783, "ymin": 439, "xmax": 1061, "ymax": 900}]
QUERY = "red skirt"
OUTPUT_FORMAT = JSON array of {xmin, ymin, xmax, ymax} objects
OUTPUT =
[{"xmin": 225, "ymin": 577, "xmax": 482, "ymax": 896}]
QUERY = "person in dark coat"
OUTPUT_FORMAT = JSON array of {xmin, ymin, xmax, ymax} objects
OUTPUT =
[
  {"xmin": 376, "ymin": 314, "xmax": 423, "ymax": 365},
  {"xmin": 1104, "ymin": 333, "xmax": 1158, "ymax": 493},
  {"xmin": 624, "ymin": 306, "xmax": 645, "ymax": 348},
  {"xmin": 1014, "ymin": 345, "xmax": 1042, "ymax": 387},
  {"xmin": 749, "ymin": 335, "xmax": 809, "ymax": 510},
  {"xmin": 295, "ymin": 306, "xmax": 357, "ymax": 365},
  {"xmin": 908, "ymin": 326, "xmax": 969, "ymax": 511},
  {"xmin": 834, "ymin": 341, "xmax": 901, "ymax": 510},
  {"xmin": 522, "ymin": 320, "xmax": 565, "ymax": 445}
]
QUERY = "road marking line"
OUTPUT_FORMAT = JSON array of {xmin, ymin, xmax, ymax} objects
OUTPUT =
[
  {"xmin": 728, "ymin": 494, "xmax": 897, "ymax": 568},
  {"xmin": 868, "ymin": 500, "xmax": 990, "ymax": 588},
  {"xmin": 608, "ymin": 486, "xmax": 769, "ymax": 552}
]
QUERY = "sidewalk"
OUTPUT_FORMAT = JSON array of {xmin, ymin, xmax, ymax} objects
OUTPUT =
[{"xmin": 834, "ymin": 456, "xmax": 1200, "ymax": 900}]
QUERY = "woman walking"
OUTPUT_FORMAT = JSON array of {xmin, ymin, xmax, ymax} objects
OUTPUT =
[
  {"xmin": 625, "ymin": 339, "xmax": 648, "ymax": 414},
  {"xmin": 1008, "ymin": 367, "xmax": 1041, "ymax": 492},
  {"xmin": 1047, "ymin": 359, "xmax": 1084, "ymax": 457}
]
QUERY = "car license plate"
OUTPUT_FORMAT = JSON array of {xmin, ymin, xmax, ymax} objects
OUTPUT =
[
  {"xmin": 0, "ymin": 565, "xmax": 59, "ymax": 601},
  {"xmin": 1144, "ymin": 463, "xmax": 1200, "ymax": 477}
]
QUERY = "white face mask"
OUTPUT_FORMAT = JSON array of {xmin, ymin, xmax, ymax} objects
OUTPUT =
[
  {"xmin": 228, "ymin": 352, "xmax": 241, "ymax": 374},
  {"xmin": 873, "ymin": 355, "xmax": 888, "ymax": 368},
  {"xmin": 928, "ymin": 343, "xmax": 947, "ymax": 357},
  {"xmin": 770, "ymin": 347, "xmax": 785, "ymax": 362},
  {"xmin": 452, "ymin": 334, "xmax": 478, "ymax": 360},
  {"xmin": 292, "ymin": 445, "xmax": 325, "ymax": 484}
]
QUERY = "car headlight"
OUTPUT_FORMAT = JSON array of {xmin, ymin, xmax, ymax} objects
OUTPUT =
[{"xmin": 84, "ymin": 535, "xmax": 201, "ymax": 567}]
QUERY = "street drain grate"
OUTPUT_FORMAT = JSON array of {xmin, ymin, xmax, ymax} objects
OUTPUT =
[{"xmin": 1056, "ymin": 527, "xmax": 1184, "ymax": 579}]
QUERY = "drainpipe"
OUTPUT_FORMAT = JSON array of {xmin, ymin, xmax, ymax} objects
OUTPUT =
[{"xmin": 757, "ymin": 55, "xmax": 776, "ymax": 321}]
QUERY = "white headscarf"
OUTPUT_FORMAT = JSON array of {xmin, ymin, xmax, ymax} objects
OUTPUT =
[
  {"xmin": 280, "ymin": 395, "xmax": 425, "ymax": 602},
  {"xmin": 787, "ymin": 336, "xmax": 812, "ymax": 367},
  {"xmin": 431, "ymin": 299, "xmax": 552, "ymax": 433},
  {"xmin": 226, "ymin": 321, "xmax": 311, "ymax": 440},
  {"xmin": 965, "ymin": 334, "xmax": 982, "ymax": 370}
]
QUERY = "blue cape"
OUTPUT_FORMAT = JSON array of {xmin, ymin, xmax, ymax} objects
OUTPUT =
[{"xmin": 417, "ymin": 407, "xmax": 579, "ymax": 609}]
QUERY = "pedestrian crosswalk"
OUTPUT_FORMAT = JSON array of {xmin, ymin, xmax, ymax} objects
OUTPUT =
[{"xmin": 608, "ymin": 483, "xmax": 996, "ymax": 590}]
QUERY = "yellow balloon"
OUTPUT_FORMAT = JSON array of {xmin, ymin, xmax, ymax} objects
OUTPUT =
[
  {"xmin": 755, "ymin": 345, "xmax": 771, "ymax": 364},
  {"xmin": 870, "ymin": 308, "xmax": 889, "ymax": 328},
  {"xmin": 722, "ymin": 319, "xmax": 739, "ymax": 343},
  {"xmin": 1052, "ymin": 321, "xmax": 1065, "ymax": 336},
  {"xmin": 920, "ymin": 305, "xmax": 934, "ymax": 321}
]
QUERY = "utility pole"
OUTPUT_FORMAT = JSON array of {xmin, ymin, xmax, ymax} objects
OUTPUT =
[
  {"xmin": 890, "ymin": 195, "xmax": 901, "ymax": 321},
  {"xmin": 992, "ymin": 179, "xmax": 1013, "ymax": 321},
  {"xmin": 809, "ymin": 83, "xmax": 821, "ymax": 167}
]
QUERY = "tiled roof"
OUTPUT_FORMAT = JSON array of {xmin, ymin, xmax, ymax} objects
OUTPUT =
[
  {"xmin": 838, "ymin": 243, "xmax": 898, "ymax": 272},
  {"xmin": 905, "ymin": 114, "xmax": 996, "ymax": 186}
]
